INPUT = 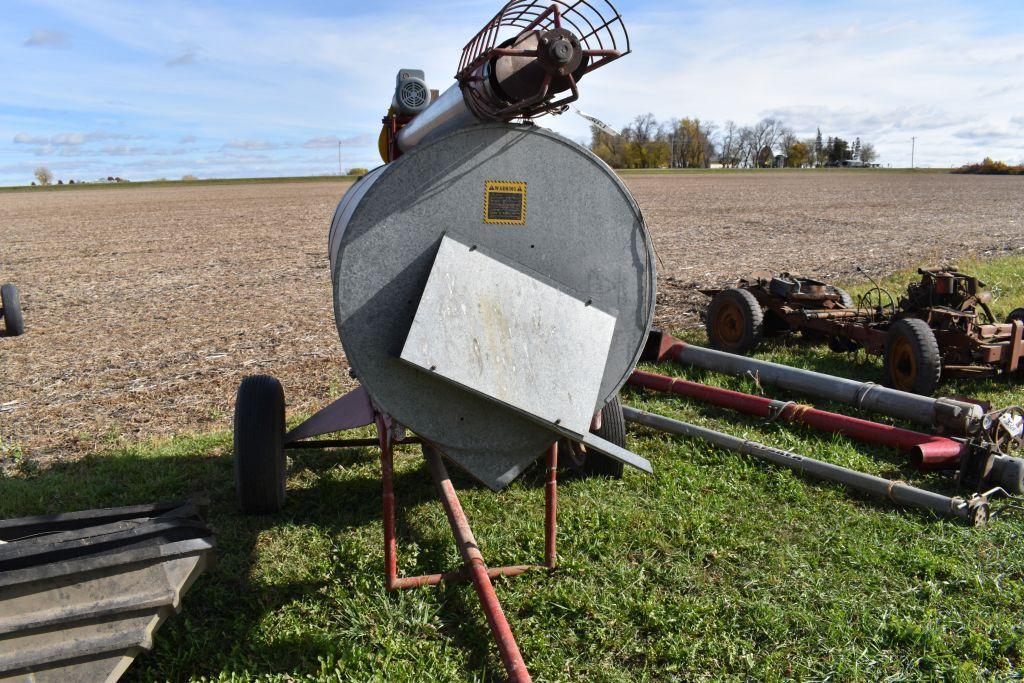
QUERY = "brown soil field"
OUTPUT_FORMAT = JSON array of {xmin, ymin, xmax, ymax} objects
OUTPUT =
[{"xmin": 2, "ymin": 171, "xmax": 1023, "ymax": 463}]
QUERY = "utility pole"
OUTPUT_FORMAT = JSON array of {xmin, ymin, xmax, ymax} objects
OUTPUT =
[
  {"xmin": 911, "ymin": 137, "xmax": 916, "ymax": 169},
  {"xmin": 338, "ymin": 140, "xmax": 343, "ymax": 175}
]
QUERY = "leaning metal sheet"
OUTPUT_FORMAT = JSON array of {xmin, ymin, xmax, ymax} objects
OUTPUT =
[
  {"xmin": 401, "ymin": 235, "xmax": 616, "ymax": 437},
  {"xmin": 329, "ymin": 123, "xmax": 656, "ymax": 489}
]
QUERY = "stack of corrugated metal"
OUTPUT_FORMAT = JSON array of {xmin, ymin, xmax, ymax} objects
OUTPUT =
[{"xmin": 0, "ymin": 501, "xmax": 215, "ymax": 682}]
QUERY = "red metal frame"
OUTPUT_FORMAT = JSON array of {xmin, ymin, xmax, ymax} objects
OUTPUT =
[
  {"xmin": 456, "ymin": 0, "xmax": 629, "ymax": 120},
  {"xmin": 375, "ymin": 414, "xmax": 557, "ymax": 682},
  {"xmin": 382, "ymin": 112, "xmax": 414, "ymax": 163}
]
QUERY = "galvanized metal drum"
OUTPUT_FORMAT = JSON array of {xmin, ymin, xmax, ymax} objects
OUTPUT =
[{"xmin": 329, "ymin": 122, "xmax": 655, "ymax": 488}]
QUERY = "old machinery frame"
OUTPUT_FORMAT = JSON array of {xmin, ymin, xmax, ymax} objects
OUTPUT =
[{"xmin": 702, "ymin": 268, "xmax": 1024, "ymax": 396}]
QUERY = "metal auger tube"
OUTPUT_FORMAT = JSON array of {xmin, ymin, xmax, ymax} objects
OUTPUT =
[
  {"xmin": 622, "ymin": 406, "xmax": 990, "ymax": 526},
  {"xmin": 643, "ymin": 330, "xmax": 984, "ymax": 436}
]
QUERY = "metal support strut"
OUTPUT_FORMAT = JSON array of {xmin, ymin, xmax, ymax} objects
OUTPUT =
[{"xmin": 377, "ymin": 417, "xmax": 558, "ymax": 682}]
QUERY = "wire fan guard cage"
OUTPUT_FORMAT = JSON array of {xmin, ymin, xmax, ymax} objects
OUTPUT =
[
  {"xmin": 400, "ymin": 80, "xmax": 429, "ymax": 110},
  {"xmin": 456, "ymin": 0, "xmax": 630, "ymax": 120}
]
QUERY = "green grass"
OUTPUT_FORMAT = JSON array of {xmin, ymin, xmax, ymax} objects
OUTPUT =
[{"xmin": 2, "ymin": 259, "xmax": 1023, "ymax": 681}]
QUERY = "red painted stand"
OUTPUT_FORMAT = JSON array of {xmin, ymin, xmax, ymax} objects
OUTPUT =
[{"xmin": 376, "ymin": 415, "xmax": 556, "ymax": 683}]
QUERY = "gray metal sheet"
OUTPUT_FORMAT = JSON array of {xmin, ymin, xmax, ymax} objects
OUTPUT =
[
  {"xmin": 401, "ymin": 235, "xmax": 615, "ymax": 436},
  {"xmin": 329, "ymin": 123, "xmax": 657, "ymax": 488}
]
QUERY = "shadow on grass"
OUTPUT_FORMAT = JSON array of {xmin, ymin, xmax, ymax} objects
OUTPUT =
[{"xmin": 0, "ymin": 434, "xmax": 555, "ymax": 680}]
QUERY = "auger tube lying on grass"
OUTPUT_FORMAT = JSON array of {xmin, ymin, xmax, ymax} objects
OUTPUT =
[
  {"xmin": 643, "ymin": 329, "xmax": 986, "ymax": 438},
  {"xmin": 628, "ymin": 368, "xmax": 967, "ymax": 470},
  {"xmin": 622, "ymin": 406, "xmax": 994, "ymax": 526}
]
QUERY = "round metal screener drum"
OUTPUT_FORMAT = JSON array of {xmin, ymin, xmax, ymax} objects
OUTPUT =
[{"xmin": 329, "ymin": 122, "xmax": 655, "ymax": 487}]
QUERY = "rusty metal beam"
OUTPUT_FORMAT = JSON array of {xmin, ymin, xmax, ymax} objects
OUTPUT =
[{"xmin": 423, "ymin": 446, "xmax": 532, "ymax": 683}]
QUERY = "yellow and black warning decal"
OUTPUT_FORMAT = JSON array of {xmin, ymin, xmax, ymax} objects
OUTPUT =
[{"xmin": 483, "ymin": 181, "xmax": 527, "ymax": 225}]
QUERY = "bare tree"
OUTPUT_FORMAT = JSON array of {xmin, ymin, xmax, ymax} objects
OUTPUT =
[
  {"xmin": 716, "ymin": 121, "xmax": 741, "ymax": 167},
  {"xmin": 859, "ymin": 142, "xmax": 878, "ymax": 164},
  {"xmin": 34, "ymin": 166, "xmax": 53, "ymax": 186}
]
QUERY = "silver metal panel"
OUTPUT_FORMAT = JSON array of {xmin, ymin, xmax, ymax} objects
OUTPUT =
[
  {"xmin": 329, "ymin": 123, "xmax": 656, "ymax": 487},
  {"xmin": 401, "ymin": 235, "xmax": 615, "ymax": 436},
  {"xmin": 576, "ymin": 431, "xmax": 652, "ymax": 473}
]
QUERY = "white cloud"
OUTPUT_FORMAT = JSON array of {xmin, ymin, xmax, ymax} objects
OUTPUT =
[
  {"xmin": 224, "ymin": 139, "xmax": 278, "ymax": 151},
  {"xmin": 12, "ymin": 131, "xmax": 143, "ymax": 148},
  {"xmin": 166, "ymin": 47, "xmax": 199, "ymax": 67},
  {"xmin": 13, "ymin": 133, "xmax": 48, "ymax": 145},
  {"xmin": 302, "ymin": 135, "xmax": 339, "ymax": 149},
  {"xmin": 953, "ymin": 127, "xmax": 1021, "ymax": 143},
  {"xmin": 23, "ymin": 29, "xmax": 71, "ymax": 48},
  {"xmin": 302, "ymin": 134, "xmax": 373, "ymax": 149},
  {"xmin": 4, "ymin": 0, "xmax": 1024, "ymax": 180}
]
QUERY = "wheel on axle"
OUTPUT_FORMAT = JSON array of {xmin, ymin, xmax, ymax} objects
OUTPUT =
[
  {"xmin": 560, "ymin": 394, "xmax": 628, "ymax": 479},
  {"xmin": 706, "ymin": 288, "xmax": 764, "ymax": 354},
  {"xmin": 833, "ymin": 286, "xmax": 855, "ymax": 309},
  {"xmin": 1, "ymin": 283, "xmax": 24, "ymax": 336},
  {"xmin": 1009, "ymin": 309, "xmax": 1024, "ymax": 378},
  {"xmin": 583, "ymin": 395, "xmax": 627, "ymax": 478},
  {"xmin": 234, "ymin": 374, "xmax": 287, "ymax": 514},
  {"xmin": 883, "ymin": 318, "xmax": 941, "ymax": 396}
]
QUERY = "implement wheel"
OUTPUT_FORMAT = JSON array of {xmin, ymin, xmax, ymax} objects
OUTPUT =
[
  {"xmin": 834, "ymin": 287, "xmax": 855, "ymax": 309},
  {"xmin": 706, "ymin": 288, "xmax": 764, "ymax": 354},
  {"xmin": 1007, "ymin": 308, "xmax": 1024, "ymax": 325},
  {"xmin": 561, "ymin": 395, "xmax": 627, "ymax": 479},
  {"xmin": 1, "ymin": 283, "xmax": 24, "ymax": 336},
  {"xmin": 883, "ymin": 318, "xmax": 942, "ymax": 396},
  {"xmin": 583, "ymin": 395, "xmax": 627, "ymax": 478},
  {"xmin": 234, "ymin": 375, "xmax": 287, "ymax": 514}
]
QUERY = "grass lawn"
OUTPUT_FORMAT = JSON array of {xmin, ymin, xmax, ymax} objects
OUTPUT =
[{"xmin": 2, "ymin": 258, "xmax": 1023, "ymax": 681}]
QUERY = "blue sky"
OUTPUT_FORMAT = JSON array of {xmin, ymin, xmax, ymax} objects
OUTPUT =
[{"xmin": 2, "ymin": 0, "xmax": 1023, "ymax": 185}]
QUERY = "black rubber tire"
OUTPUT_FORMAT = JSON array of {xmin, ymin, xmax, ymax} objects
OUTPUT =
[
  {"xmin": 1, "ymin": 283, "xmax": 24, "ymax": 337},
  {"xmin": 1007, "ymin": 308, "xmax": 1024, "ymax": 325},
  {"xmin": 234, "ymin": 375, "xmax": 287, "ymax": 514},
  {"xmin": 883, "ymin": 318, "xmax": 942, "ymax": 396},
  {"xmin": 834, "ymin": 287, "xmax": 855, "ymax": 309},
  {"xmin": 581, "ymin": 395, "xmax": 627, "ymax": 479},
  {"xmin": 706, "ymin": 288, "xmax": 764, "ymax": 354}
]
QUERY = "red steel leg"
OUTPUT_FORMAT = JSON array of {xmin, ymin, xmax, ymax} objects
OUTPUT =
[
  {"xmin": 544, "ymin": 443, "xmax": 558, "ymax": 569},
  {"xmin": 423, "ymin": 446, "xmax": 532, "ymax": 683},
  {"xmin": 378, "ymin": 416, "xmax": 399, "ymax": 590}
]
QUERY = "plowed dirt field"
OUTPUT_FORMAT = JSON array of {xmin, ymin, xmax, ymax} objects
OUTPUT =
[{"xmin": 3, "ymin": 171, "xmax": 1023, "ymax": 462}]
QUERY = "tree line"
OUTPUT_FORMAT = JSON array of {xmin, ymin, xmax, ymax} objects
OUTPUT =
[{"xmin": 589, "ymin": 114, "xmax": 877, "ymax": 169}]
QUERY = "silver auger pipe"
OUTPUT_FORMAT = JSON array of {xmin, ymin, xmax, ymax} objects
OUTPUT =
[
  {"xmin": 646, "ymin": 332, "xmax": 984, "ymax": 436},
  {"xmin": 623, "ymin": 406, "xmax": 991, "ymax": 526}
]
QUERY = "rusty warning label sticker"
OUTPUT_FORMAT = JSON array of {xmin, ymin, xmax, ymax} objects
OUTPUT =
[{"xmin": 484, "ymin": 181, "xmax": 526, "ymax": 225}]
